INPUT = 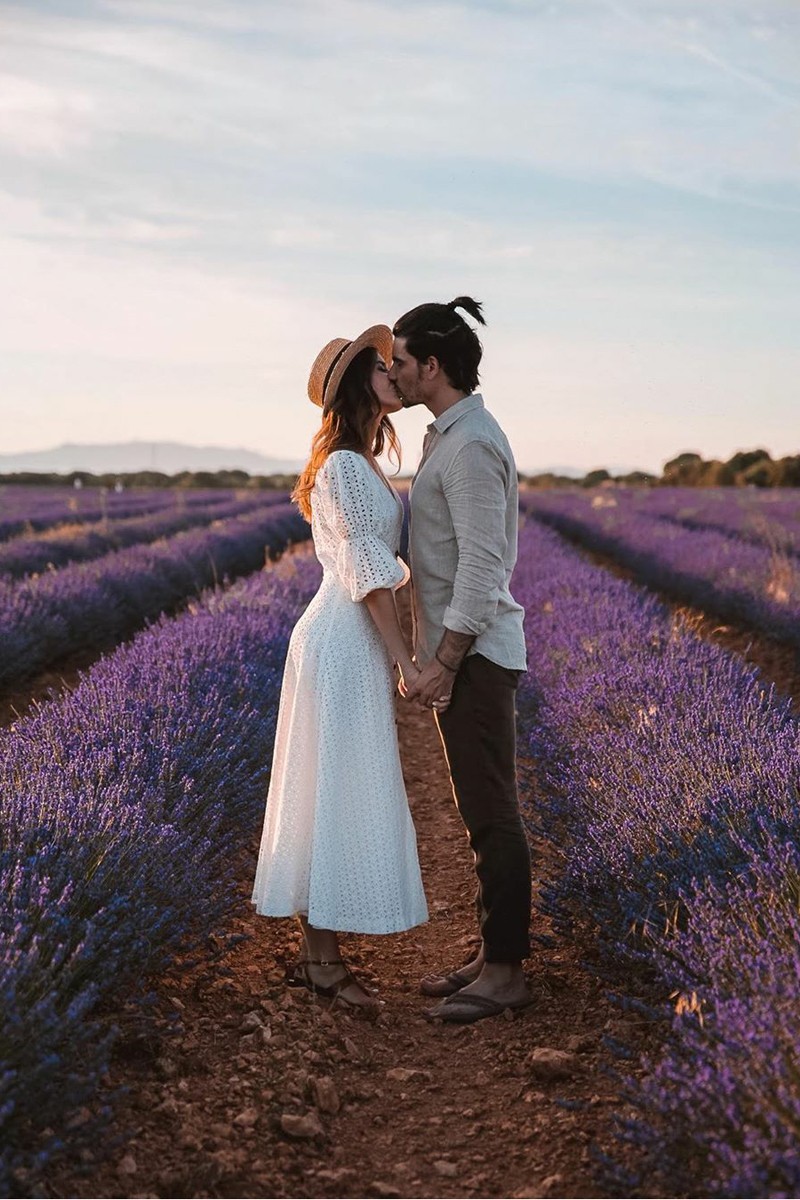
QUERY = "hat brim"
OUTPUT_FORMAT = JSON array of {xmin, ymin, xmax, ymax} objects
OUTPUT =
[{"xmin": 307, "ymin": 324, "xmax": 394, "ymax": 409}]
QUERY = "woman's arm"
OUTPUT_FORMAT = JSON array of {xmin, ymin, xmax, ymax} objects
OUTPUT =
[{"xmin": 363, "ymin": 587, "xmax": 417, "ymax": 686}]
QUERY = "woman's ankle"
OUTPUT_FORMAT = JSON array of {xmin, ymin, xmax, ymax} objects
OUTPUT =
[{"xmin": 300, "ymin": 932, "xmax": 340, "ymax": 967}]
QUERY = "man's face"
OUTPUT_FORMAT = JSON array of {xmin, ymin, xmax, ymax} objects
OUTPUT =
[{"xmin": 388, "ymin": 336, "xmax": 425, "ymax": 408}]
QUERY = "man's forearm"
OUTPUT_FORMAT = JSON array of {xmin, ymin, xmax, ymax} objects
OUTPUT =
[
  {"xmin": 434, "ymin": 629, "xmax": 475, "ymax": 673},
  {"xmin": 403, "ymin": 628, "xmax": 474, "ymax": 709}
]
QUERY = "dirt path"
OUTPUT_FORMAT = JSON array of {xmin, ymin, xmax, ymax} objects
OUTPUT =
[
  {"xmin": 45, "ymin": 586, "xmax": 629, "ymax": 1200},
  {"xmin": 0, "ymin": 650, "xmax": 101, "ymax": 729}
]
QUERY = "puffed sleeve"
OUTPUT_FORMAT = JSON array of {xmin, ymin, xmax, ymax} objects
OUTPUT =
[{"xmin": 317, "ymin": 452, "xmax": 409, "ymax": 602}]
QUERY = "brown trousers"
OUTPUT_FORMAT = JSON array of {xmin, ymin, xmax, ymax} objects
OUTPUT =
[{"xmin": 436, "ymin": 653, "xmax": 531, "ymax": 962}]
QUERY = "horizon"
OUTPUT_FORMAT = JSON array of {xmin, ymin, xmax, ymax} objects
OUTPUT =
[
  {"xmin": 0, "ymin": 434, "xmax": 792, "ymax": 481},
  {"xmin": 1, "ymin": 1, "xmax": 798, "ymax": 474}
]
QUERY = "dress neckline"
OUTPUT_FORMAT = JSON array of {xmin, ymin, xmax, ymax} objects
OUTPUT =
[
  {"xmin": 350, "ymin": 451, "xmax": 396, "ymax": 501},
  {"xmin": 326, "ymin": 449, "xmax": 401, "ymax": 509},
  {"xmin": 367, "ymin": 461, "xmax": 396, "ymax": 499},
  {"xmin": 363, "ymin": 456, "xmax": 405, "ymax": 520}
]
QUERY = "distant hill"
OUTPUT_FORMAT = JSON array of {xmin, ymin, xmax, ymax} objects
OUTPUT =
[{"xmin": 0, "ymin": 441, "xmax": 303, "ymax": 475}]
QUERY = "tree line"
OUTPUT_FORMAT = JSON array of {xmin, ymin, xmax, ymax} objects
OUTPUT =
[
  {"xmin": 0, "ymin": 449, "xmax": 797, "ymax": 490},
  {"xmin": 522, "ymin": 448, "xmax": 800, "ymax": 489},
  {"xmin": 0, "ymin": 469, "xmax": 297, "ymax": 490}
]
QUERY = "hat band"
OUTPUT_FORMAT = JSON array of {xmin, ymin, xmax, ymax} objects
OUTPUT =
[{"xmin": 321, "ymin": 341, "xmax": 351, "ymax": 409}]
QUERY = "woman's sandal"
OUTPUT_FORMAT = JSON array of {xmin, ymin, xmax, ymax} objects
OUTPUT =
[{"xmin": 285, "ymin": 958, "xmax": 376, "ymax": 1010}]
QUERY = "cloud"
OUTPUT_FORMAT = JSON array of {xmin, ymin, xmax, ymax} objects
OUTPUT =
[
  {"xmin": 0, "ymin": 217, "xmax": 357, "ymax": 365},
  {"xmin": 0, "ymin": 71, "xmax": 97, "ymax": 156},
  {"xmin": 5, "ymin": 180, "xmax": 795, "ymax": 324},
  {"xmin": 2, "ymin": 0, "xmax": 798, "ymax": 193},
  {"xmin": 604, "ymin": 0, "xmax": 800, "ymax": 104}
]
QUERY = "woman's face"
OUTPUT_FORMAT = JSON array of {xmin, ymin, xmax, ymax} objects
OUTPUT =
[{"xmin": 372, "ymin": 357, "xmax": 403, "ymax": 416}]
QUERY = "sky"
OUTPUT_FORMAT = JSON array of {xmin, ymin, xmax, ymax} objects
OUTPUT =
[{"xmin": 1, "ymin": 0, "xmax": 798, "ymax": 476}]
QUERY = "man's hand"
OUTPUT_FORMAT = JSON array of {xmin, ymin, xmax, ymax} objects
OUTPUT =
[{"xmin": 402, "ymin": 659, "xmax": 455, "ymax": 711}]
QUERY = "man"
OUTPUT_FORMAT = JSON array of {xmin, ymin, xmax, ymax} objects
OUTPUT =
[{"xmin": 388, "ymin": 296, "xmax": 532, "ymax": 1024}]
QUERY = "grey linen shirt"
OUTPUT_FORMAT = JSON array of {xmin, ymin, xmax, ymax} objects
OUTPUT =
[{"xmin": 408, "ymin": 393, "xmax": 527, "ymax": 671}]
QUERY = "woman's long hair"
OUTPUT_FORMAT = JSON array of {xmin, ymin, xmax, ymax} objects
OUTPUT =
[{"xmin": 292, "ymin": 347, "xmax": 401, "ymax": 520}]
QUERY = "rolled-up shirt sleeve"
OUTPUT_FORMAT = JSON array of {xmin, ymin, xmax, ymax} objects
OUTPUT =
[{"xmin": 441, "ymin": 439, "xmax": 509, "ymax": 635}]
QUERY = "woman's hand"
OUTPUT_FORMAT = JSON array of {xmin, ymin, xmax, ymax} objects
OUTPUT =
[
  {"xmin": 397, "ymin": 658, "xmax": 420, "ymax": 699},
  {"xmin": 403, "ymin": 658, "xmax": 454, "ymax": 711}
]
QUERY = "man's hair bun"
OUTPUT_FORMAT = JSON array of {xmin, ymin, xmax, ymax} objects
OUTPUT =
[{"xmin": 447, "ymin": 296, "xmax": 486, "ymax": 326}]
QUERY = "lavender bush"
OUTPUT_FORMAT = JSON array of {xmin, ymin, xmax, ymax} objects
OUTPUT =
[
  {"xmin": 0, "ymin": 552, "xmax": 321, "ymax": 1194},
  {"xmin": 0, "ymin": 491, "xmax": 289, "ymax": 579},
  {"xmin": 0, "ymin": 502, "xmax": 309, "ymax": 691},
  {"xmin": 621, "ymin": 831, "xmax": 800, "ymax": 1197},
  {"xmin": 513, "ymin": 518, "xmax": 799, "ymax": 960},
  {"xmin": 520, "ymin": 489, "xmax": 800, "ymax": 649},
  {"xmin": 628, "ymin": 486, "xmax": 800, "ymax": 557},
  {"xmin": 512, "ymin": 517, "xmax": 800, "ymax": 1196},
  {"xmin": 0, "ymin": 487, "xmax": 229, "ymax": 543}
]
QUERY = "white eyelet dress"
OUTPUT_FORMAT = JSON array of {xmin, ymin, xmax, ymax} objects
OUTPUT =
[{"xmin": 251, "ymin": 450, "xmax": 429, "ymax": 934}]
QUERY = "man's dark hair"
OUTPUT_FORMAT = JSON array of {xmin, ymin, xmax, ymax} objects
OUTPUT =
[{"xmin": 393, "ymin": 296, "xmax": 486, "ymax": 394}]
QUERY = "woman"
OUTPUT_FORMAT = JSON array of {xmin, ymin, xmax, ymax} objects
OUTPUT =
[{"xmin": 251, "ymin": 324, "xmax": 428, "ymax": 1010}]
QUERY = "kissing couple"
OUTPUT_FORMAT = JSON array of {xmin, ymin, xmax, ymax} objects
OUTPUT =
[{"xmin": 251, "ymin": 296, "xmax": 532, "ymax": 1026}]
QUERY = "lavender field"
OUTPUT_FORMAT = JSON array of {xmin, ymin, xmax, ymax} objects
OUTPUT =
[
  {"xmin": 521, "ymin": 487, "xmax": 800, "ymax": 648},
  {"xmin": 0, "ymin": 553, "xmax": 322, "ymax": 1191},
  {"xmin": 0, "ymin": 491, "xmax": 290, "ymax": 580},
  {"xmin": 625, "ymin": 486, "xmax": 800, "ymax": 556},
  {"xmin": 513, "ymin": 516, "xmax": 800, "ymax": 1196},
  {"xmin": 2, "ymin": 483, "xmax": 799, "ymax": 1197},
  {"xmin": 0, "ymin": 495, "xmax": 309, "ymax": 691},
  {"xmin": 0, "ymin": 485, "xmax": 233, "ymax": 543}
]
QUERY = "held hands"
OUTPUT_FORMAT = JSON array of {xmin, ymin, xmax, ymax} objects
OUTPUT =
[
  {"xmin": 400, "ymin": 658, "xmax": 454, "ymax": 713},
  {"xmin": 397, "ymin": 659, "xmax": 419, "ymax": 700}
]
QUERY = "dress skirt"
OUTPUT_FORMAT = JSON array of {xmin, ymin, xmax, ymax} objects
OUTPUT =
[{"xmin": 251, "ymin": 572, "xmax": 429, "ymax": 934}]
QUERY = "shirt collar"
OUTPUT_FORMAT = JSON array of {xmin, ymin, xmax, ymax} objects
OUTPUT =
[{"xmin": 429, "ymin": 392, "xmax": 484, "ymax": 435}]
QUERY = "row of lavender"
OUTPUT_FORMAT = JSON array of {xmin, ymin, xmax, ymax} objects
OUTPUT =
[
  {"xmin": 622, "ymin": 486, "xmax": 800, "ymax": 556},
  {"xmin": 520, "ymin": 490, "xmax": 800, "ymax": 649},
  {"xmin": 513, "ymin": 518, "xmax": 800, "ymax": 1197},
  {"xmin": 0, "ymin": 552, "xmax": 323, "ymax": 1195},
  {"xmin": 0, "ymin": 490, "xmax": 290, "ymax": 579},
  {"xmin": 0, "ymin": 502, "xmax": 310, "ymax": 691},
  {"xmin": 0, "ymin": 486, "xmax": 234, "ymax": 543}
]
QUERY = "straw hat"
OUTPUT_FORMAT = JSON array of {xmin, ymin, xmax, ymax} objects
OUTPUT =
[{"xmin": 307, "ymin": 324, "xmax": 394, "ymax": 411}]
